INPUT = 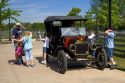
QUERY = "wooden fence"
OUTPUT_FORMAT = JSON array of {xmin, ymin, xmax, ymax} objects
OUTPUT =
[
  {"xmin": 98, "ymin": 31, "xmax": 125, "ymax": 58},
  {"xmin": 0, "ymin": 30, "xmax": 45, "ymax": 39},
  {"xmin": 0, "ymin": 30, "xmax": 125, "ymax": 58}
]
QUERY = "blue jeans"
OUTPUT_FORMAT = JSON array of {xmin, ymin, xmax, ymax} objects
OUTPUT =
[
  {"xmin": 17, "ymin": 56, "xmax": 23, "ymax": 64},
  {"xmin": 43, "ymin": 47, "xmax": 49, "ymax": 53},
  {"xmin": 92, "ymin": 50, "xmax": 96, "ymax": 57},
  {"xmin": 106, "ymin": 47, "xmax": 113, "ymax": 58},
  {"xmin": 24, "ymin": 49, "xmax": 33, "ymax": 60}
]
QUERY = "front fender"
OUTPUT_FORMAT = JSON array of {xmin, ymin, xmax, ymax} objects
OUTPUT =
[{"xmin": 54, "ymin": 46, "xmax": 66, "ymax": 57}]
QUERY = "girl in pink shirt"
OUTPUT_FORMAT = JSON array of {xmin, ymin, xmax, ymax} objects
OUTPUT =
[{"xmin": 15, "ymin": 42, "xmax": 23, "ymax": 65}]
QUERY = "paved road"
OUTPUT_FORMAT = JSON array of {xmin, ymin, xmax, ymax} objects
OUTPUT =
[{"xmin": 0, "ymin": 40, "xmax": 125, "ymax": 83}]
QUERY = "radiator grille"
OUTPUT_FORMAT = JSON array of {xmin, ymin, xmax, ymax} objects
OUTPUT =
[{"xmin": 75, "ymin": 44, "xmax": 88, "ymax": 54}]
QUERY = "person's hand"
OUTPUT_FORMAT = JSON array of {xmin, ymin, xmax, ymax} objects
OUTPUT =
[
  {"xmin": 105, "ymin": 29, "xmax": 112, "ymax": 34},
  {"xmin": 13, "ymin": 39, "xmax": 17, "ymax": 41}
]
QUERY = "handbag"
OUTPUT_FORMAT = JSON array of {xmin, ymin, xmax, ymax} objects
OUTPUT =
[{"xmin": 22, "ymin": 38, "xmax": 28, "ymax": 56}]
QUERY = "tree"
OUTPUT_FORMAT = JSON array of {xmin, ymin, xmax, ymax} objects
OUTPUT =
[
  {"xmin": 0, "ymin": 0, "xmax": 21, "ymax": 41},
  {"xmin": 84, "ymin": 11, "xmax": 96, "ymax": 30},
  {"xmin": 31, "ymin": 23, "xmax": 45, "ymax": 31},
  {"xmin": 0, "ymin": 0, "xmax": 21, "ymax": 25},
  {"xmin": 84, "ymin": 0, "xmax": 123, "ymax": 30},
  {"xmin": 67, "ymin": 7, "xmax": 81, "ymax": 16}
]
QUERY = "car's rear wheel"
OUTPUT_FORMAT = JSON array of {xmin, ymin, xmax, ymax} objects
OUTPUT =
[
  {"xmin": 95, "ymin": 48, "xmax": 107, "ymax": 70},
  {"xmin": 57, "ymin": 50, "xmax": 67, "ymax": 74}
]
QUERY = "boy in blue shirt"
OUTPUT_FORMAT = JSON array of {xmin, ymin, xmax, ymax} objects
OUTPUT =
[{"xmin": 105, "ymin": 28, "xmax": 116, "ymax": 69}]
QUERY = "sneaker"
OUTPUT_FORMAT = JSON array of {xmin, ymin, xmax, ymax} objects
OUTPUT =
[
  {"xmin": 26, "ymin": 64, "xmax": 29, "ymax": 67},
  {"xmin": 41, "ymin": 60, "xmax": 46, "ymax": 65},
  {"xmin": 41, "ymin": 60, "xmax": 44, "ymax": 64},
  {"xmin": 26, "ymin": 63, "xmax": 30, "ymax": 67},
  {"xmin": 30, "ymin": 64, "xmax": 35, "ymax": 67},
  {"xmin": 110, "ymin": 64, "xmax": 117, "ymax": 70}
]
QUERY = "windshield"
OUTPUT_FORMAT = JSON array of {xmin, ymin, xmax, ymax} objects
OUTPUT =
[{"xmin": 61, "ymin": 27, "xmax": 86, "ymax": 36}]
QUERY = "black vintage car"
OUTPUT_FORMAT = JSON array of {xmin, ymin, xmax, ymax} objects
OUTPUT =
[{"xmin": 44, "ymin": 16, "xmax": 107, "ymax": 74}]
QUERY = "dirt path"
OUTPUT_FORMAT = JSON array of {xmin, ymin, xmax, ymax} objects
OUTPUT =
[{"xmin": 0, "ymin": 40, "xmax": 125, "ymax": 83}]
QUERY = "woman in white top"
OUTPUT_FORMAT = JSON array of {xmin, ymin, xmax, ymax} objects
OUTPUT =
[{"xmin": 41, "ymin": 32, "xmax": 50, "ymax": 64}]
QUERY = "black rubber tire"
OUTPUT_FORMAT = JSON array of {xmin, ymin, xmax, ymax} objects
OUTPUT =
[
  {"xmin": 57, "ymin": 50, "xmax": 67, "ymax": 74},
  {"xmin": 46, "ymin": 54, "xmax": 49, "ymax": 63},
  {"xmin": 95, "ymin": 48, "xmax": 107, "ymax": 70}
]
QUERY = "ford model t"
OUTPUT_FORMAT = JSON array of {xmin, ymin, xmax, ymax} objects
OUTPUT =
[{"xmin": 44, "ymin": 16, "xmax": 107, "ymax": 74}]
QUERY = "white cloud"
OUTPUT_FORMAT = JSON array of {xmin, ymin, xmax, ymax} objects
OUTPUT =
[
  {"xmin": 18, "ymin": 12, "xmax": 66, "ymax": 23},
  {"xmin": 9, "ymin": 0, "xmax": 17, "ymax": 3},
  {"xmin": 12, "ymin": 3, "xmax": 47, "ymax": 9}
]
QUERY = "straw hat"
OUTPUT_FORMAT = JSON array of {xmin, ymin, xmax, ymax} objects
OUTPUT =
[
  {"xmin": 16, "ymin": 23, "xmax": 21, "ymax": 26},
  {"xmin": 12, "ymin": 23, "xmax": 25, "ymax": 29}
]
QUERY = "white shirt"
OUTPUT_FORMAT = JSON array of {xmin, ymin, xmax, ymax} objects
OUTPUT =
[
  {"xmin": 43, "ymin": 37, "xmax": 50, "ymax": 48},
  {"xmin": 88, "ymin": 33, "xmax": 95, "ymax": 39}
]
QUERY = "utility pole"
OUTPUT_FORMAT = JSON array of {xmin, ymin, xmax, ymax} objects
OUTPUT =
[
  {"xmin": 8, "ymin": 8, "xmax": 11, "ymax": 41},
  {"xmin": 9, "ymin": 15, "xmax": 11, "ymax": 41},
  {"xmin": 0, "ymin": 0, "xmax": 2, "ymax": 41},
  {"xmin": 109, "ymin": 0, "xmax": 112, "ymax": 28}
]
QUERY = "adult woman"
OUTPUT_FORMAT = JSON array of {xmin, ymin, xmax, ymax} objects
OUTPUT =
[{"xmin": 41, "ymin": 32, "xmax": 50, "ymax": 65}]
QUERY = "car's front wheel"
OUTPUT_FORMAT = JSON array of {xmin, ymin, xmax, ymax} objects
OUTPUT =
[
  {"xmin": 95, "ymin": 48, "xmax": 107, "ymax": 70},
  {"xmin": 57, "ymin": 50, "xmax": 67, "ymax": 74}
]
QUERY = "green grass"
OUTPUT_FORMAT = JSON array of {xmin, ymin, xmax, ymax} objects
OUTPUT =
[
  {"xmin": 115, "ymin": 42, "xmax": 125, "ymax": 45},
  {"xmin": 114, "ymin": 56, "xmax": 125, "ymax": 71},
  {"xmin": 113, "ymin": 36, "xmax": 125, "ymax": 71},
  {"xmin": 115, "ymin": 46, "xmax": 125, "ymax": 50},
  {"xmin": 115, "ymin": 37, "xmax": 125, "ymax": 40}
]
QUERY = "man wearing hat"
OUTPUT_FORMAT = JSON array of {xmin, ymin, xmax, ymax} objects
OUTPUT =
[
  {"xmin": 12, "ymin": 23, "xmax": 23, "ymax": 63},
  {"xmin": 12, "ymin": 23, "xmax": 22, "ymax": 50}
]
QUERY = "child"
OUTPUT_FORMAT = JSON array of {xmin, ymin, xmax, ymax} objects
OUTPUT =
[
  {"xmin": 105, "ymin": 28, "xmax": 116, "ymax": 69},
  {"xmin": 14, "ymin": 31, "xmax": 34, "ymax": 67},
  {"xmin": 41, "ymin": 32, "xmax": 50, "ymax": 65},
  {"xmin": 88, "ymin": 30, "xmax": 96, "ymax": 57},
  {"xmin": 13, "ymin": 33, "xmax": 23, "ymax": 64},
  {"xmin": 15, "ymin": 42, "xmax": 23, "ymax": 65}
]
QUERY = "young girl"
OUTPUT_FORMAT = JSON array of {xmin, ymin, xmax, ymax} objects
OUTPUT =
[
  {"xmin": 15, "ymin": 42, "xmax": 23, "ymax": 65},
  {"xmin": 41, "ymin": 32, "xmax": 50, "ymax": 65}
]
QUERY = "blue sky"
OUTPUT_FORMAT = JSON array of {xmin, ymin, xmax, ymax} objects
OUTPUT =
[{"xmin": 8, "ymin": 0, "xmax": 90, "ymax": 23}]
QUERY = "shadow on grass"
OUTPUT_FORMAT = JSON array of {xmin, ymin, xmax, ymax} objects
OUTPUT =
[
  {"xmin": 117, "ymin": 67, "xmax": 125, "ymax": 71},
  {"xmin": 114, "ymin": 53, "xmax": 125, "ymax": 58}
]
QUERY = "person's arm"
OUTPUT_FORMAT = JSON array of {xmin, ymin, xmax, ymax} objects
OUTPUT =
[
  {"xmin": 105, "ymin": 29, "xmax": 112, "ymax": 34},
  {"xmin": 107, "ymin": 32, "xmax": 115, "ymax": 38},
  {"xmin": 29, "ymin": 32, "xmax": 32, "ymax": 38},
  {"xmin": 11, "ymin": 29, "xmax": 15, "ymax": 38},
  {"xmin": 88, "ymin": 34, "xmax": 95, "ymax": 39},
  {"xmin": 13, "ymin": 37, "xmax": 23, "ymax": 42}
]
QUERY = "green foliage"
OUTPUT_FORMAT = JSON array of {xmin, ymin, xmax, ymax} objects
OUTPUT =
[
  {"xmin": 84, "ymin": 0, "xmax": 125, "ymax": 30},
  {"xmin": 31, "ymin": 23, "xmax": 45, "ymax": 31},
  {"xmin": 67, "ymin": 7, "xmax": 81, "ymax": 16},
  {"xmin": 0, "ymin": 0, "xmax": 21, "ymax": 24},
  {"xmin": 22, "ymin": 22, "xmax": 45, "ymax": 31}
]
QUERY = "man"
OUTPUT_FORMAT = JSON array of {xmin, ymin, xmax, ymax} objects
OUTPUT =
[
  {"xmin": 12, "ymin": 23, "xmax": 22, "ymax": 50},
  {"xmin": 105, "ymin": 28, "xmax": 116, "ymax": 69}
]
